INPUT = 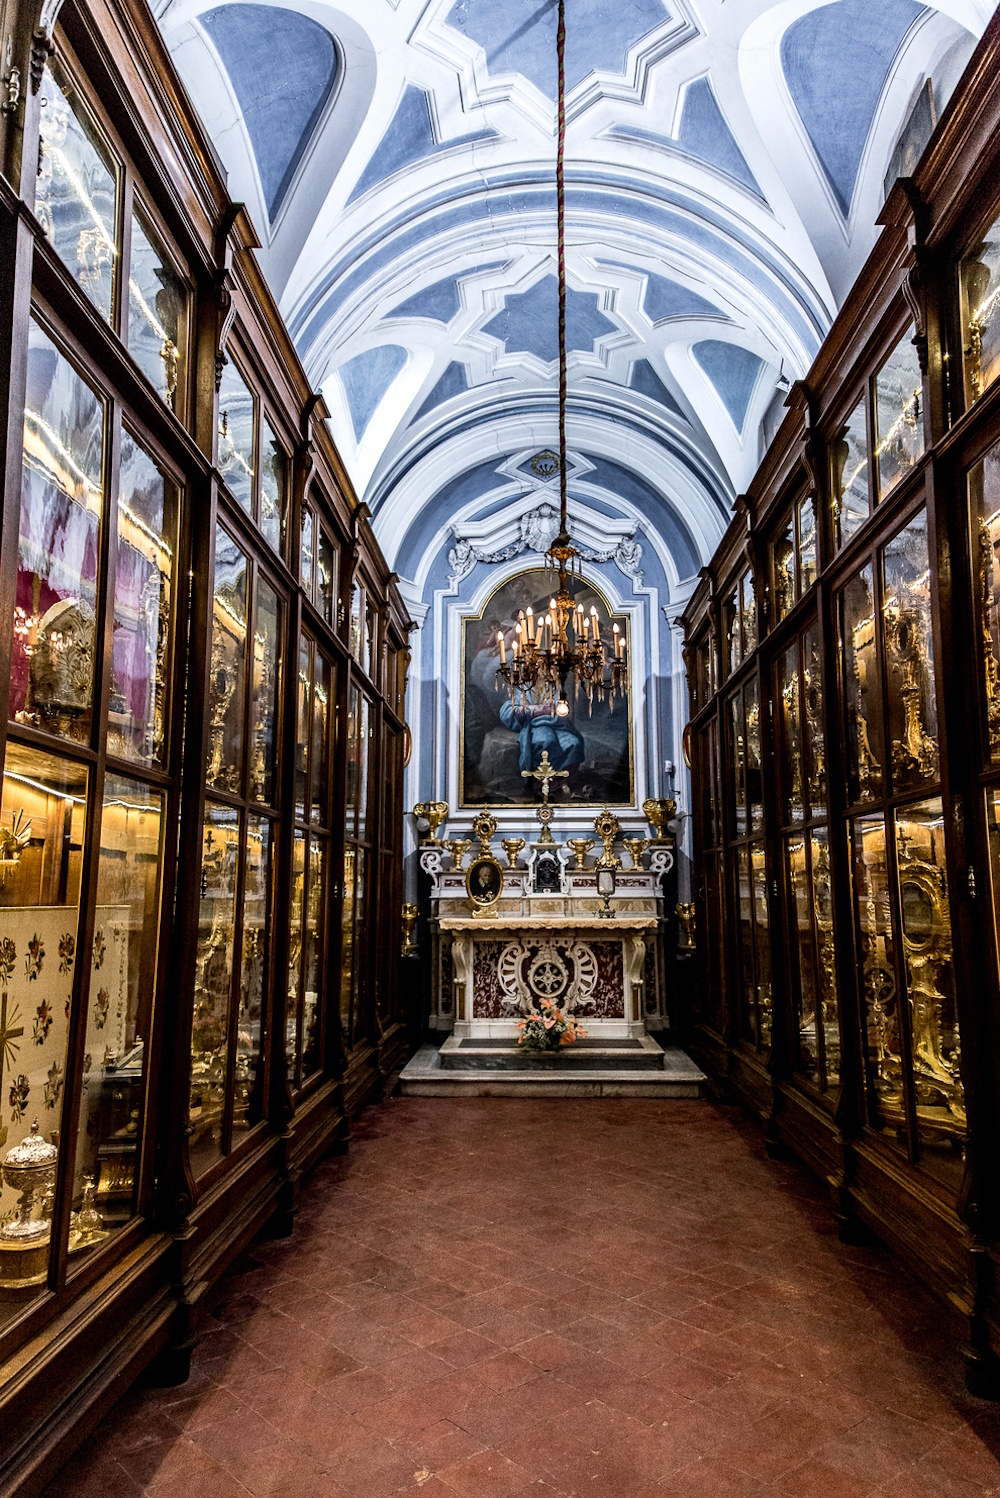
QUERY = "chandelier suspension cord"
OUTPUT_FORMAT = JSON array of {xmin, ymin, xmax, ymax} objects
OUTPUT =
[{"xmin": 556, "ymin": 0, "xmax": 568, "ymax": 535}]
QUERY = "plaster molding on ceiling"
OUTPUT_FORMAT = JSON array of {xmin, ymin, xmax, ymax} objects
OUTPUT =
[
  {"xmin": 372, "ymin": 410, "xmax": 730, "ymax": 582},
  {"xmin": 154, "ymin": 0, "xmax": 994, "ymax": 599},
  {"xmin": 413, "ymin": 0, "xmax": 701, "ymax": 129}
]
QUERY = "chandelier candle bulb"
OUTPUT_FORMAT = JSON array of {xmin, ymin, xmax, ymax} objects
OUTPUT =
[
  {"xmin": 591, "ymin": 606, "xmax": 600, "ymax": 643},
  {"xmin": 497, "ymin": 630, "xmax": 506, "ymax": 665}
]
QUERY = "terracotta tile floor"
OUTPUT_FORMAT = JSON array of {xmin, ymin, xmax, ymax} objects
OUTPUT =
[{"xmin": 43, "ymin": 1098, "xmax": 1000, "ymax": 1497}]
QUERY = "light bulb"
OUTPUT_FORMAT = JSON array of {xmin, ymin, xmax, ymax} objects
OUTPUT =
[{"xmin": 556, "ymin": 696, "xmax": 570, "ymax": 717}]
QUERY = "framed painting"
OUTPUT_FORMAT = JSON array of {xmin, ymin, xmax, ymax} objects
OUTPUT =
[{"xmin": 460, "ymin": 569, "xmax": 633, "ymax": 806}]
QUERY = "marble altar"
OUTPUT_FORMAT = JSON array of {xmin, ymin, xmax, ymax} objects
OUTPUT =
[{"xmin": 420, "ymin": 838, "xmax": 673, "ymax": 1040}]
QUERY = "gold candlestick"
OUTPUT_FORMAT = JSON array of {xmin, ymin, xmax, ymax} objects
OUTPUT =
[
  {"xmin": 566, "ymin": 837, "xmax": 595, "ymax": 870},
  {"xmin": 401, "ymin": 903, "xmax": 419, "ymax": 957}
]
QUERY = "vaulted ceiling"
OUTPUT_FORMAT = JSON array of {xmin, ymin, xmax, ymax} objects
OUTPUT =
[{"xmin": 156, "ymin": 0, "xmax": 992, "ymax": 585}]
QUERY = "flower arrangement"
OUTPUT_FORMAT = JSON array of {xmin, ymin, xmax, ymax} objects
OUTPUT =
[{"xmin": 516, "ymin": 997, "xmax": 587, "ymax": 1052}]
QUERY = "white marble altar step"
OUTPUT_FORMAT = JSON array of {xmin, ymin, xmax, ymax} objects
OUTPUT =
[
  {"xmin": 397, "ymin": 1042, "xmax": 706, "ymax": 1098},
  {"xmin": 440, "ymin": 1035, "xmax": 668, "ymax": 1071}
]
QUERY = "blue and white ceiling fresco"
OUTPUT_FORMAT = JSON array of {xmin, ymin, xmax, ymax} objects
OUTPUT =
[{"xmin": 159, "ymin": 0, "xmax": 993, "ymax": 588}]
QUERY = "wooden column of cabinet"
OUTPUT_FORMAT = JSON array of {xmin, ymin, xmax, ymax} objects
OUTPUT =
[
  {"xmin": 0, "ymin": 0, "xmax": 416, "ymax": 1489},
  {"xmin": 682, "ymin": 11, "xmax": 1000, "ymax": 1395}
]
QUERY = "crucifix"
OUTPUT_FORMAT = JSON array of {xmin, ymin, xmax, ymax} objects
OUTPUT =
[
  {"xmin": 521, "ymin": 749, "xmax": 568, "ymax": 845},
  {"xmin": 0, "ymin": 992, "xmax": 24, "ymax": 1144}
]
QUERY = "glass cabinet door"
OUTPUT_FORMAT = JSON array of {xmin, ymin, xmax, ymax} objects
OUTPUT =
[
  {"xmin": 191, "ymin": 525, "xmax": 283, "ymax": 1175},
  {"xmin": 0, "ymin": 747, "xmax": 88, "ymax": 1325}
]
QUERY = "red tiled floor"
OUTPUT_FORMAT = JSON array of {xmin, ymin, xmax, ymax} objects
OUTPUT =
[{"xmin": 41, "ymin": 1097, "xmax": 1000, "ymax": 1497}]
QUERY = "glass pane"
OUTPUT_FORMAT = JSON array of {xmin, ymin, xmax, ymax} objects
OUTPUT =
[
  {"xmin": 300, "ymin": 506, "xmax": 315, "ymax": 595},
  {"xmin": 729, "ymin": 692, "xmax": 746, "ymax": 837},
  {"xmin": 776, "ymin": 643, "xmax": 803, "ymax": 825},
  {"xmin": 339, "ymin": 845, "xmax": 356, "ymax": 1044},
  {"xmin": 803, "ymin": 624, "xmax": 826, "ymax": 819},
  {"xmin": 840, "ymin": 566, "xmax": 882, "ymax": 805},
  {"xmin": 853, "ymin": 813, "xmax": 903, "ymax": 1142},
  {"xmin": 190, "ymin": 802, "xmax": 237, "ymax": 1175},
  {"xmin": 127, "ymin": 211, "xmax": 184, "ymax": 410},
  {"xmin": 345, "ymin": 686, "xmax": 359, "ymax": 833},
  {"xmin": 72, "ymin": 776, "xmax": 163, "ymax": 1251},
  {"xmin": 961, "ymin": 217, "xmax": 1000, "ymax": 402},
  {"xmin": 724, "ymin": 588, "xmax": 741, "ymax": 676},
  {"xmin": 233, "ymin": 817, "xmax": 270, "ymax": 1137},
  {"xmin": 735, "ymin": 844, "xmax": 755, "ymax": 1046},
  {"xmin": 357, "ymin": 696, "xmax": 371, "ymax": 843},
  {"xmin": 353, "ymin": 847, "xmax": 366, "ymax": 1038},
  {"xmin": 970, "ymin": 446, "xmax": 1000, "ymax": 761},
  {"xmin": 259, "ymin": 419, "xmax": 284, "ymax": 554},
  {"xmin": 812, "ymin": 827, "xmax": 840, "ymax": 1091},
  {"xmin": 310, "ymin": 654, "xmax": 330, "ymax": 827},
  {"xmin": 773, "ymin": 515, "xmax": 795, "ymax": 622},
  {"xmin": 875, "ymin": 332, "xmax": 924, "ymax": 499},
  {"xmin": 13, "ymin": 321, "xmax": 104, "ymax": 744},
  {"xmin": 286, "ymin": 830, "xmax": 304, "ymax": 1082},
  {"xmin": 110, "ymin": 433, "xmax": 176, "ymax": 767},
  {"xmin": 798, "ymin": 496, "xmax": 817, "ymax": 592},
  {"xmin": 36, "ymin": 61, "xmax": 118, "ymax": 320},
  {"xmin": 896, "ymin": 799, "xmax": 964, "ymax": 1183},
  {"xmin": 206, "ymin": 528, "xmax": 247, "ymax": 795},
  {"xmin": 318, "ymin": 531, "xmax": 336, "ymax": 625},
  {"xmin": 882, "ymin": 510, "xmax": 938, "ymax": 793},
  {"xmin": 302, "ymin": 838, "xmax": 324, "ymax": 1078},
  {"xmin": 751, "ymin": 842, "xmax": 771, "ymax": 1046},
  {"xmin": 0, "ymin": 745, "xmax": 87, "ymax": 1324},
  {"xmin": 745, "ymin": 679, "xmax": 762, "ymax": 836},
  {"xmin": 833, "ymin": 399, "xmax": 869, "ymax": 548},
  {"xmin": 250, "ymin": 577, "xmax": 280, "ymax": 806},
  {"xmin": 787, "ymin": 836, "xmax": 818, "ymax": 1081},
  {"xmin": 295, "ymin": 638, "xmax": 310, "ymax": 823},
  {"xmin": 349, "ymin": 583, "xmax": 363, "ymax": 661},
  {"xmin": 366, "ymin": 600, "xmax": 377, "ymax": 681},
  {"xmin": 740, "ymin": 572, "xmax": 757, "ymax": 654},
  {"xmin": 217, "ymin": 362, "xmax": 254, "ymax": 511}
]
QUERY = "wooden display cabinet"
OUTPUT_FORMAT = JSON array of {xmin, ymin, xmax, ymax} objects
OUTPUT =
[
  {"xmin": 0, "ymin": 0, "xmax": 415, "ymax": 1489},
  {"xmin": 682, "ymin": 10, "xmax": 1000, "ymax": 1395}
]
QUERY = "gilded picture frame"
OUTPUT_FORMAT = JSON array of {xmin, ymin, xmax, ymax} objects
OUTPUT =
[{"xmin": 460, "ymin": 568, "xmax": 634, "ymax": 807}]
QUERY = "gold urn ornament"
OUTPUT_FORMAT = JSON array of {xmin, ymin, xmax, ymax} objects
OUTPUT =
[
  {"xmin": 623, "ymin": 837, "xmax": 649, "ymax": 869},
  {"xmin": 413, "ymin": 801, "xmax": 449, "ymax": 843},
  {"xmin": 566, "ymin": 837, "xmax": 595, "ymax": 870},
  {"xmin": 445, "ymin": 838, "xmax": 472, "ymax": 871},
  {"xmin": 501, "ymin": 837, "xmax": 526, "ymax": 869},
  {"xmin": 643, "ymin": 798, "xmax": 676, "ymax": 842}
]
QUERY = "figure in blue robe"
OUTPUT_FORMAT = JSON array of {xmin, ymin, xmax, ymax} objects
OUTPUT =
[{"xmin": 499, "ymin": 699, "xmax": 585, "ymax": 778}]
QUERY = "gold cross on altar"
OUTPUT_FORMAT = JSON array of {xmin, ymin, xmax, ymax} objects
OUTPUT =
[
  {"xmin": 0, "ymin": 991, "xmax": 24, "ymax": 1097},
  {"xmin": 521, "ymin": 749, "xmax": 568, "ymax": 804}
]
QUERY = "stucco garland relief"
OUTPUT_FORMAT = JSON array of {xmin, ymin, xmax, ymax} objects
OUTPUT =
[{"xmin": 447, "ymin": 502, "xmax": 642, "ymax": 584}]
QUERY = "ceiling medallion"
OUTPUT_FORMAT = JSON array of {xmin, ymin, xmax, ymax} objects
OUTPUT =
[
  {"xmin": 530, "ymin": 450, "xmax": 561, "ymax": 478},
  {"xmin": 496, "ymin": 0, "xmax": 628, "ymax": 720}
]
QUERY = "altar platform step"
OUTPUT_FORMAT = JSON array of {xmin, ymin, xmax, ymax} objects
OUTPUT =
[{"xmin": 397, "ymin": 1038, "xmax": 705, "ymax": 1098}]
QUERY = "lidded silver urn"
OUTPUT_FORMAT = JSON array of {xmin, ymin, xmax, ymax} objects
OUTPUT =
[{"xmin": 2, "ymin": 1120, "xmax": 58, "ymax": 1241}]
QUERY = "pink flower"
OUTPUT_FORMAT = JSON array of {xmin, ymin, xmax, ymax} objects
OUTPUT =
[{"xmin": 543, "ymin": 1017, "xmax": 555, "ymax": 1029}]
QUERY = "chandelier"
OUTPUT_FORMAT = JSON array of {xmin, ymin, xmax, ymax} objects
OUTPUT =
[{"xmin": 496, "ymin": 0, "xmax": 628, "ymax": 719}]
